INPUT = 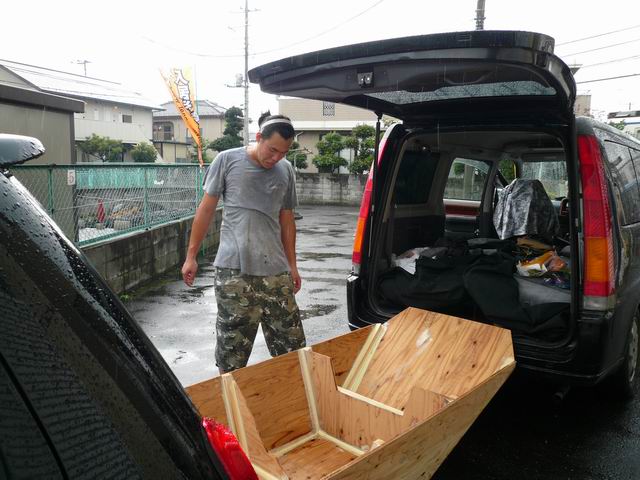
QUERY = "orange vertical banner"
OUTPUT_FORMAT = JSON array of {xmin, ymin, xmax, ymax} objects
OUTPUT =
[{"xmin": 160, "ymin": 68, "xmax": 203, "ymax": 166}]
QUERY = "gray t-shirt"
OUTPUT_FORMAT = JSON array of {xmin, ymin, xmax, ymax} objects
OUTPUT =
[{"xmin": 203, "ymin": 147, "xmax": 297, "ymax": 276}]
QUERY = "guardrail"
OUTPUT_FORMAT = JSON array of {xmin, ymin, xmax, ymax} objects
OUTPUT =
[{"xmin": 11, "ymin": 163, "xmax": 207, "ymax": 246}]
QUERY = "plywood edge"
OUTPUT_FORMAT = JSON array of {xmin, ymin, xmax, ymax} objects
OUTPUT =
[
  {"xmin": 342, "ymin": 323, "xmax": 387, "ymax": 391},
  {"xmin": 317, "ymin": 430, "xmax": 366, "ymax": 457},
  {"xmin": 298, "ymin": 348, "xmax": 320, "ymax": 434},
  {"xmin": 221, "ymin": 374, "xmax": 289, "ymax": 479},
  {"xmin": 336, "ymin": 386, "xmax": 404, "ymax": 416},
  {"xmin": 270, "ymin": 431, "xmax": 319, "ymax": 457}
]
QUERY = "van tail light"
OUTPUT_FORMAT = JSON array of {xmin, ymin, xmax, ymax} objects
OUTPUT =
[
  {"xmin": 578, "ymin": 134, "xmax": 615, "ymax": 301},
  {"xmin": 202, "ymin": 418, "xmax": 258, "ymax": 480},
  {"xmin": 352, "ymin": 133, "xmax": 390, "ymax": 271}
]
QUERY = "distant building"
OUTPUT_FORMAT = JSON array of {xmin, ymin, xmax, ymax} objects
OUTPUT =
[
  {"xmin": 574, "ymin": 94, "xmax": 592, "ymax": 117},
  {"xmin": 0, "ymin": 59, "xmax": 162, "ymax": 163},
  {"xmin": 153, "ymin": 100, "xmax": 226, "ymax": 163},
  {"xmin": 0, "ymin": 63, "xmax": 84, "ymax": 165},
  {"xmin": 279, "ymin": 97, "xmax": 381, "ymax": 173},
  {"xmin": 608, "ymin": 110, "xmax": 640, "ymax": 140}
]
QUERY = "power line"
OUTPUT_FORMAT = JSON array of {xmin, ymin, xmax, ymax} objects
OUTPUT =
[
  {"xmin": 556, "ymin": 24, "xmax": 640, "ymax": 46},
  {"xmin": 576, "ymin": 73, "xmax": 640, "ymax": 84},
  {"xmin": 580, "ymin": 54, "xmax": 640, "ymax": 69},
  {"xmin": 249, "ymin": 0, "xmax": 386, "ymax": 56},
  {"xmin": 141, "ymin": 0, "xmax": 386, "ymax": 59},
  {"xmin": 563, "ymin": 37, "xmax": 640, "ymax": 57}
]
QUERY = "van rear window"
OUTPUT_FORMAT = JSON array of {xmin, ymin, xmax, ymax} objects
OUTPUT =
[
  {"xmin": 394, "ymin": 150, "xmax": 439, "ymax": 205},
  {"xmin": 367, "ymin": 81, "xmax": 556, "ymax": 105}
]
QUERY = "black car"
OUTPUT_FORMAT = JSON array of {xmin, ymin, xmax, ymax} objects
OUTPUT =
[
  {"xmin": 249, "ymin": 30, "xmax": 640, "ymax": 397},
  {"xmin": 0, "ymin": 134, "xmax": 257, "ymax": 478}
]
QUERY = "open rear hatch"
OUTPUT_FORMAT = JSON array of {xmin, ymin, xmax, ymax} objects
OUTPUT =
[{"xmin": 249, "ymin": 30, "xmax": 576, "ymax": 123}]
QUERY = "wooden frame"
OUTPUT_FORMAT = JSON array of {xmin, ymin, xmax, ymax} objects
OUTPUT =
[{"xmin": 186, "ymin": 307, "xmax": 515, "ymax": 479}]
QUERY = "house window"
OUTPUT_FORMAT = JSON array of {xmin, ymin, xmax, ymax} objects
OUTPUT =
[
  {"xmin": 122, "ymin": 114, "xmax": 132, "ymax": 123},
  {"xmin": 322, "ymin": 101, "xmax": 335, "ymax": 116},
  {"xmin": 153, "ymin": 122, "xmax": 174, "ymax": 141}
]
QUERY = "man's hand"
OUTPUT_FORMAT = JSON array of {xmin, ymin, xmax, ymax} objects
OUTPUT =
[
  {"xmin": 182, "ymin": 258, "xmax": 199, "ymax": 286},
  {"xmin": 291, "ymin": 267, "xmax": 302, "ymax": 294}
]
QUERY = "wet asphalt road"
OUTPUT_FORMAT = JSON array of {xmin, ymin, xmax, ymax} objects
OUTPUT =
[
  {"xmin": 125, "ymin": 205, "xmax": 355, "ymax": 387},
  {"xmin": 126, "ymin": 205, "xmax": 640, "ymax": 480}
]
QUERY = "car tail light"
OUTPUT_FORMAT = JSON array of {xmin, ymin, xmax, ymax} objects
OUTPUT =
[
  {"xmin": 352, "ymin": 133, "xmax": 390, "ymax": 271},
  {"xmin": 202, "ymin": 418, "xmax": 258, "ymax": 480},
  {"xmin": 578, "ymin": 134, "xmax": 615, "ymax": 301}
]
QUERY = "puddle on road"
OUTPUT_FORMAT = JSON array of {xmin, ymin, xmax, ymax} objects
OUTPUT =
[
  {"xmin": 300, "ymin": 252, "xmax": 352, "ymax": 261},
  {"xmin": 300, "ymin": 304, "xmax": 338, "ymax": 320}
]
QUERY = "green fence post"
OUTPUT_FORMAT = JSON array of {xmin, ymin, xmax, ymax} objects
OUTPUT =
[
  {"xmin": 143, "ymin": 167, "xmax": 149, "ymax": 225},
  {"xmin": 47, "ymin": 166, "xmax": 54, "ymax": 216}
]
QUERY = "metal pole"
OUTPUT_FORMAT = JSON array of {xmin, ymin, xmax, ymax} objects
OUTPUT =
[
  {"xmin": 243, "ymin": 0, "xmax": 250, "ymax": 146},
  {"xmin": 475, "ymin": 0, "xmax": 486, "ymax": 30}
]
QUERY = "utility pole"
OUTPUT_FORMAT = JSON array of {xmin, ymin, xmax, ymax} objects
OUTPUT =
[
  {"xmin": 243, "ymin": 0, "xmax": 250, "ymax": 146},
  {"xmin": 475, "ymin": 0, "xmax": 486, "ymax": 31}
]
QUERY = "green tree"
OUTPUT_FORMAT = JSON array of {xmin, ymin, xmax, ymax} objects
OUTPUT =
[
  {"xmin": 288, "ymin": 141, "xmax": 308, "ymax": 170},
  {"xmin": 131, "ymin": 142, "xmax": 158, "ymax": 162},
  {"xmin": 608, "ymin": 120, "xmax": 626, "ymax": 131},
  {"xmin": 313, "ymin": 132, "xmax": 347, "ymax": 173},
  {"xmin": 79, "ymin": 134, "xmax": 125, "ymax": 162},
  {"xmin": 346, "ymin": 124, "xmax": 376, "ymax": 174},
  {"xmin": 208, "ymin": 106, "xmax": 244, "ymax": 152}
]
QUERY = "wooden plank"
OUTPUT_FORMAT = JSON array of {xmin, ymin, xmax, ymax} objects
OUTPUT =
[
  {"xmin": 309, "ymin": 351, "xmax": 449, "ymax": 450},
  {"xmin": 221, "ymin": 375, "xmax": 288, "ymax": 480},
  {"xmin": 311, "ymin": 325, "xmax": 372, "ymax": 386},
  {"xmin": 342, "ymin": 324, "xmax": 386, "ymax": 391},
  {"xmin": 185, "ymin": 376, "xmax": 228, "ymax": 426},
  {"xmin": 298, "ymin": 348, "xmax": 320, "ymax": 433},
  {"xmin": 231, "ymin": 351, "xmax": 313, "ymax": 450},
  {"xmin": 356, "ymin": 307, "xmax": 514, "ymax": 409},
  {"xmin": 278, "ymin": 437, "xmax": 357, "ymax": 480},
  {"xmin": 327, "ymin": 363, "xmax": 516, "ymax": 480}
]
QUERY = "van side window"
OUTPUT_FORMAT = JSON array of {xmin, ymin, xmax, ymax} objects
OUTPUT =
[
  {"xmin": 604, "ymin": 141, "xmax": 640, "ymax": 225},
  {"xmin": 520, "ymin": 161, "xmax": 568, "ymax": 199},
  {"xmin": 444, "ymin": 158, "xmax": 490, "ymax": 201},
  {"xmin": 393, "ymin": 150, "xmax": 439, "ymax": 205}
]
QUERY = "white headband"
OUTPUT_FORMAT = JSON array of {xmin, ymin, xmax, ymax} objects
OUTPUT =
[{"xmin": 260, "ymin": 118, "xmax": 293, "ymax": 132}]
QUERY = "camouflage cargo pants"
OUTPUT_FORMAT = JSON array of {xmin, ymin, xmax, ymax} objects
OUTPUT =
[{"xmin": 214, "ymin": 267, "xmax": 306, "ymax": 372}]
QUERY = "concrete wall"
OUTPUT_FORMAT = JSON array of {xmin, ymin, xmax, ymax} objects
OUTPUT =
[
  {"xmin": 83, "ymin": 209, "xmax": 222, "ymax": 294},
  {"xmin": 296, "ymin": 173, "xmax": 367, "ymax": 206}
]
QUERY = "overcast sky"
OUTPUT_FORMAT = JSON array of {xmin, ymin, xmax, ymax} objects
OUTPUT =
[{"xmin": 3, "ymin": 0, "xmax": 640, "ymax": 125}]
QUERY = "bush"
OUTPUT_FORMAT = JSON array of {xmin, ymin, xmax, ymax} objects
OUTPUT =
[{"xmin": 131, "ymin": 142, "xmax": 158, "ymax": 162}]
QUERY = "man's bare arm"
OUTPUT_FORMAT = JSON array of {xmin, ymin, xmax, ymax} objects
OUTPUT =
[
  {"xmin": 181, "ymin": 193, "xmax": 219, "ymax": 286},
  {"xmin": 279, "ymin": 209, "xmax": 301, "ymax": 293}
]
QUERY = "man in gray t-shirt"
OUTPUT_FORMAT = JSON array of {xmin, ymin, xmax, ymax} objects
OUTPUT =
[{"xmin": 181, "ymin": 113, "xmax": 306, "ymax": 373}]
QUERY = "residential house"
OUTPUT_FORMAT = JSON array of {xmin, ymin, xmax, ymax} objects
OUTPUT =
[
  {"xmin": 0, "ymin": 59, "xmax": 162, "ymax": 163},
  {"xmin": 153, "ymin": 100, "xmax": 226, "ymax": 163},
  {"xmin": 278, "ymin": 97, "xmax": 379, "ymax": 173}
]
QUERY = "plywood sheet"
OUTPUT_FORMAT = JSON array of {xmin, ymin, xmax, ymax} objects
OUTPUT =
[
  {"xmin": 328, "ymin": 364, "xmax": 515, "ymax": 480},
  {"xmin": 356, "ymin": 307, "xmax": 514, "ymax": 408},
  {"xmin": 309, "ymin": 351, "xmax": 448, "ymax": 449},
  {"xmin": 312, "ymin": 325, "xmax": 372, "ymax": 386},
  {"xmin": 278, "ymin": 437, "xmax": 356, "ymax": 480},
  {"xmin": 185, "ymin": 376, "xmax": 228, "ymax": 425},
  {"xmin": 232, "ymin": 351, "xmax": 312, "ymax": 450},
  {"xmin": 218, "ymin": 375, "xmax": 287, "ymax": 479}
]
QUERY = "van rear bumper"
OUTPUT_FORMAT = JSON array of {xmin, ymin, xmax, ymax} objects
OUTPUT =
[{"xmin": 347, "ymin": 274, "xmax": 622, "ymax": 387}]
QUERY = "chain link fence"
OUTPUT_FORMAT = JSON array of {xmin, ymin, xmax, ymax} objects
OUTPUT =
[{"xmin": 12, "ymin": 164, "xmax": 207, "ymax": 246}]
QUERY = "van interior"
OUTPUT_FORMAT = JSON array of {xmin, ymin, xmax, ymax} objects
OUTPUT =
[{"xmin": 372, "ymin": 129, "xmax": 573, "ymax": 342}]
